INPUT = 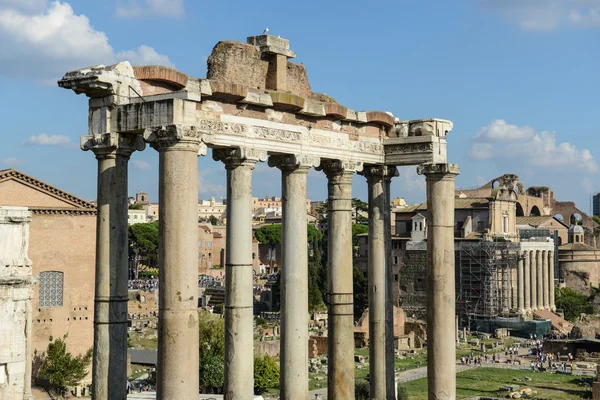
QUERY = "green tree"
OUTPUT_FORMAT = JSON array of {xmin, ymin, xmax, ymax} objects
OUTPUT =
[
  {"xmin": 254, "ymin": 224, "xmax": 282, "ymax": 245},
  {"xmin": 128, "ymin": 203, "xmax": 144, "ymax": 210},
  {"xmin": 129, "ymin": 222, "xmax": 159, "ymax": 254},
  {"xmin": 353, "ymin": 267, "xmax": 368, "ymax": 321},
  {"xmin": 209, "ymin": 215, "xmax": 218, "ymax": 225},
  {"xmin": 555, "ymin": 287, "xmax": 593, "ymax": 321},
  {"xmin": 253, "ymin": 354, "xmax": 280, "ymax": 394},
  {"xmin": 198, "ymin": 312, "xmax": 226, "ymax": 393},
  {"xmin": 38, "ymin": 335, "xmax": 92, "ymax": 395}
]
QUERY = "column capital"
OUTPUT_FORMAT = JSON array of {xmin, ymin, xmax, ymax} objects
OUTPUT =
[
  {"xmin": 417, "ymin": 163, "xmax": 460, "ymax": 177},
  {"xmin": 213, "ymin": 146, "xmax": 267, "ymax": 168},
  {"xmin": 267, "ymin": 154, "xmax": 319, "ymax": 171},
  {"xmin": 359, "ymin": 165, "xmax": 399, "ymax": 182},
  {"xmin": 81, "ymin": 132, "xmax": 145, "ymax": 158},
  {"xmin": 143, "ymin": 125, "xmax": 205, "ymax": 154},
  {"xmin": 318, "ymin": 159, "xmax": 363, "ymax": 181}
]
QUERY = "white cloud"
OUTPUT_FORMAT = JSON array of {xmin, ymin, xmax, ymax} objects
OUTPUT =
[
  {"xmin": 0, "ymin": 0, "xmax": 47, "ymax": 13},
  {"xmin": 0, "ymin": 1, "xmax": 173, "ymax": 80},
  {"xmin": 468, "ymin": 119, "xmax": 598, "ymax": 173},
  {"xmin": 132, "ymin": 160, "xmax": 152, "ymax": 171},
  {"xmin": 480, "ymin": 0, "xmax": 600, "ymax": 30},
  {"xmin": 0, "ymin": 157, "xmax": 23, "ymax": 166},
  {"xmin": 198, "ymin": 169, "xmax": 226, "ymax": 198},
  {"xmin": 116, "ymin": 0, "xmax": 184, "ymax": 18},
  {"xmin": 26, "ymin": 133, "xmax": 73, "ymax": 147},
  {"xmin": 474, "ymin": 119, "xmax": 535, "ymax": 141}
]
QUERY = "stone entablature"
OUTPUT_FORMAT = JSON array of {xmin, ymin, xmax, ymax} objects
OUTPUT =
[{"xmin": 58, "ymin": 34, "xmax": 451, "ymax": 169}]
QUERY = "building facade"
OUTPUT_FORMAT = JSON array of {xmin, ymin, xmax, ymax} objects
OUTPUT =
[{"xmin": 0, "ymin": 169, "xmax": 96, "ymax": 370}]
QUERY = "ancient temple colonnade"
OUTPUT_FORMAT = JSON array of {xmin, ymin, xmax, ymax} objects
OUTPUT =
[
  {"xmin": 60, "ymin": 33, "xmax": 457, "ymax": 400},
  {"xmin": 517, "ymin": 249, "xmax": 556, "ymax": 314}
]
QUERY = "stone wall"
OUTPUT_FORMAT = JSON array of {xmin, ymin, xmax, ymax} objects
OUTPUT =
[
  {"xmin": 0, "ymin": 206, "xmax": 34, "ymax": 399},
  {"xmin": 399, "ymin": 248, "xmax": 427, "ymax": 319},
  {"xmin": 254, "ymin": 340, "xmax": 280, "ymax": 358}
]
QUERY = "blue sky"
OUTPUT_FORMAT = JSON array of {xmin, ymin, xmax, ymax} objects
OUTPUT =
[{"xmin": 0, "ymin": 0, "xmax": 599, "ymax": 211}]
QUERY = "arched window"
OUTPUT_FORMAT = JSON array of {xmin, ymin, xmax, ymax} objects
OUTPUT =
[{"xmin": 39, "ymin": 271, "xmax": 64, "ymax": 307}]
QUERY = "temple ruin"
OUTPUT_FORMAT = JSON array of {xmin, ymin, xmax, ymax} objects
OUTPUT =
[{"xmin": 59, "ymin": 33, "xmax": 459, "ymax": 400}]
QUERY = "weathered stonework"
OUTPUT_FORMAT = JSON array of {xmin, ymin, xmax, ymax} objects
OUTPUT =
[{"xmin": 0, "ymin": 207, "xmax": 34, "ymax": 400}]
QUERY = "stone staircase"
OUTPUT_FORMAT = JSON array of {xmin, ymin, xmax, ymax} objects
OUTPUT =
[{"xmin": 533, "ymin": 309, "xmax": 573, "ymax": 334}]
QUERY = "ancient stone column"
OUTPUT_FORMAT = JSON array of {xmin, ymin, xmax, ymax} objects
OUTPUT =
[
  {"xmin": 215, "ymin": 147, "xmax": 266, "ymax": 399},
  {"xmin": 383, "ymin": 166, "xmax": 398, "ymax": 400},
  {"xmin": 270, "ymin": 154, "xmax": 318, "ymax": 400},
  {"xmin": 144, "ymin": 126, "xmax": 202, "ymax": 400},
  {"xmin": 542, "ymin": 250, "xmax": 549, "ymax": 310},
  {"xmin": 82, "ymin": 132, "xmax": 145, "ymax": 400},
  {"xmin": 524, "ymin": 251, "xmax": 531, "ymax": 313},
  {"xmin": 536, "ymin": 250, "xmax": 544, "ymax": 311},
  {"xmin": 417, "ymin": 163, "xmax": 459, "ymax": 400},
  {"xmin": 360, "ymin": 165, "xmax": 387, "ymax": 399},
  {"xmin": 321, "ymin": 160, "xmax": 361, "ymax": 400},
  {"xmin": 517, "ymin": 257, "xmax": 525, "ymax": 314},
  {"xmin": 549, "ymin": 251, "xmax": 556, "ymax": 312},
  {"xmin": 530, "ymin": 251, "xmax": 537, "ymax": 311}
]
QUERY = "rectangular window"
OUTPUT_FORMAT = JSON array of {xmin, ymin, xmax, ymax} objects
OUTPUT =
[
  {"xmin": 394, "ymin": 274, "xmax": 399, "ymax": 282},
  {"xmin": 208, "ymin": 241, "xmax": 213, "ymax": 248},
  {"xmin": 39, "ymin": 271, "xmax": 64, "ymax": 307},
  {"xmin": 394, "ymin": 256, "xmax": 398, "ymax": 265},
  {"xmin": 198, "ymin": 241, "xmax": 202, "ymax": 247},
  {"xmin": 477, "ymin": 221, "xmax": 484, "ymax": 231}
]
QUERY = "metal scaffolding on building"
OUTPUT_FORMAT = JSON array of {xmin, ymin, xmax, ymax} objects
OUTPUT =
[{"xmin": 456, "ymin": 240, "xmax": 520, "ymax": 324}]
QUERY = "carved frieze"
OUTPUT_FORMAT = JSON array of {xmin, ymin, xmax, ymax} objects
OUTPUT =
[
  {"xmin": 198, "ymin": 119, "xmax": 248, "ymax": 136},
  {"xmin": 384, "ymin": 143, "xmax": 434, "ymax": 155}
]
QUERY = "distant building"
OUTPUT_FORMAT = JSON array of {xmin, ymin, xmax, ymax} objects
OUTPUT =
[{"xmin": 593, "ymin": 193, "xmax": 600, "ymax": 217}]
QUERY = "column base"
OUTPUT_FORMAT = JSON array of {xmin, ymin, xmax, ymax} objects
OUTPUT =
[
  {"xmin": 551, "ymin": 306, "xmax": 556, "ymax": 312},
  {"xmin": 517, "ymin": 308, "xmax": 525, "ymax": 315}
]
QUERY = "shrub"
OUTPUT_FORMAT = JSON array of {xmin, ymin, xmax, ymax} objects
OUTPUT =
[
  {"xmin": 253, "ymin": 354, "xmax": 280, "ymax": 394},
  {"xmin": 355, "ymin": 379, "xmax": 370, "ymax": 400}
]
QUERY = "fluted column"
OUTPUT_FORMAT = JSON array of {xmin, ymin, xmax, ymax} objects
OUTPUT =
[
  {"xmin": 542, "ymin": 250, "xmax": 549, "ymax": 310},
  {"xmin": 418, "ymin": 163, "xmax": 459, "ymax": 400},
  {"xmin": 270, "ymin": 154, "xmax": 318, "ymax": 400},
  {"xmin": 383, "ymin": 166, "xmax": 398, "ymax": 400},
  {"xmin": 215, "ymin": 147, "xmax": 266, "ymax": 399},
  {"xmin": 524, "ymin": 251, "xmax": 531, "ymax": 313},
  {"xmin": 536, "ymin": 250, "xmax": 544, "ymax": 311},
  {"xmin": 517, "ymin": 257, "xmax": 524, "ymax": 314},
  {"xmin": 321, "ymin": 160, "xmax": 361, "ymax": 400},
  {"xmin": 82, "ymin": 132, "xmax": 145, "ymax": 400},
  {"xmin": 530, "ymin": 251, "xmax": 537, "ymax": 311},
  {"xmin": 549, "ymin": 251, "xmax": 556, "ymax": 312},
  {"xmin": 145, "ymin": 126, "xmax": 202, "ymax": 399}
]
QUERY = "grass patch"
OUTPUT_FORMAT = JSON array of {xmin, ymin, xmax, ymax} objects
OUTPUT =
[{"xmin": 403, "ymin": 367, "xmax": 593, "ymax": 400}]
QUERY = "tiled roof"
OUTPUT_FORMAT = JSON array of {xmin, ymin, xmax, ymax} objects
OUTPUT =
[
  {"xmin": 128, "ymin": 349, "xmax": 157, "ymax": 366},
  {"xmin": 516, "ymin": 216, "xmax": 568, "ymax": 229},
  {"xmin": 559, "ymin": 243, "xmax": 598, "ymax": 251}
]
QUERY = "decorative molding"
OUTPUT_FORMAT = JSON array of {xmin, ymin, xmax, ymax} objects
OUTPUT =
[
  {"xmin": 417, "ymin": 163, "xmax": 460, "ymax": 176},
  {"xmin": 0, "ymin": 169, "xmax": 96, "ymax": 209},
  {"xmin": 360, "ymin": 165, "xmax": 399, "ymax": 180},
  {"xmin": 143, "ymin": 125, "xmax": 203, "ymax": 151}
]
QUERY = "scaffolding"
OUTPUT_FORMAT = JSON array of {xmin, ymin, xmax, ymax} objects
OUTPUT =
[{"xmin": 456, "ymin": 240, "xmax": 521, "ymax": 323}]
